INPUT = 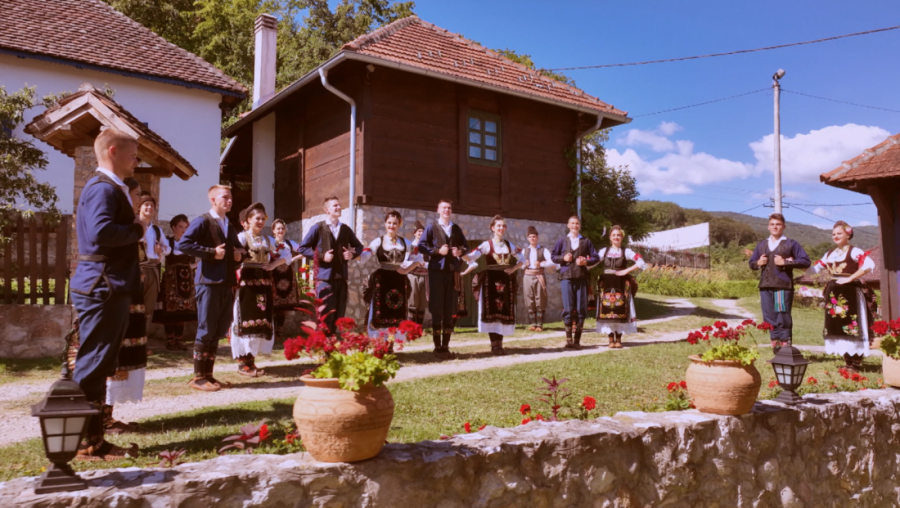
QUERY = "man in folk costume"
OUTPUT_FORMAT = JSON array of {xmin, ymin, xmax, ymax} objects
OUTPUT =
[
  {"xmin": 749, "ymin": 213, "xmax": 811, "ymax": 347},
  {"xmin": 551, "ymin": 216, "xmax": 599, "ymax": 349},
  {"xmin": 418, "ymin": 200, "xmax": 469, "ymax": 359},
  {"xmin": 178, "ymin": 185, "xmax": 245, "ymax": 392},
  {"xmin": 70, "ymin": 128, "xmax": 144, "ymax": 460},
  {"xmin": 522, "ymin": 226, "xmax": 556, "ymax": 332},
  {"xmin": 297, "ymin": 196, "xmax": 364, "ymax": 333},
  {"xmin": 407, "ymin": 220, "xmax": 429, "ymax": 325}
]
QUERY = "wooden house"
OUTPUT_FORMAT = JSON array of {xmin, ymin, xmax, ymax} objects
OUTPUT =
[{"xmin": 222, "ymin": 15, "xmax": 631, "ymax": 322}]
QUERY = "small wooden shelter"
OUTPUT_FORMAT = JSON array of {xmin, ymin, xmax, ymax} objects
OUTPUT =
[{"xmin": 821, "ymin": 132, "xmax": 900, "ymax": 320}]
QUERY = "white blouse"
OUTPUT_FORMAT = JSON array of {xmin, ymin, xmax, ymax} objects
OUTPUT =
[
  {"xmin": 521, "ymin": 246, "xmax": 556, "ymax": 269},
  {"xmin": 358, "ymin": 236, "xmax": 420, "ymax": 268},
  {"xmin": 812, "ymin": 246, "xmax": 875, "ymax": 274},
  {"xmin": 238, "ymin": 231, "xmax": 277, "ymax": 263},
  {"xmin": 467, "ymin": 239, "xmax": 521, "ymax": 264},
  {"xmin": 272, "ymin": 238, "xmax": 300, "ymax": 263},
  {"xmin": 596, "ymin": 247, "xmax": 646, "ymax": 270}
]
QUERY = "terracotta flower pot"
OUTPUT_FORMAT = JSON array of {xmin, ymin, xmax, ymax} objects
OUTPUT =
[
  {"xmin": 293, "ymin": 376, "xmax": 395, "ymax": 463},
  {"xmin": 883, "ymin": 354, "xmax": 900, "ymax": 388},
  {"xmin": 871, "ymin": 336, "xmax": 883, "ymax": 350},
  {"xmin": 685, "ymin": 355, "xmax": 761, "ymax": 416}
]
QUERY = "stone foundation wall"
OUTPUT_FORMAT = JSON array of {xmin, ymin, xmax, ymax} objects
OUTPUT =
[
  {"xmin": 292, "ymin": 205, "xmax": 567, "ymax": 324},
  {"xmin": 5, "ymin": 389, "xmax": 900, "ymax": 507},
  {"xmin": 0, "ymin": 304, "xmax": 73, "ymax": 358}
]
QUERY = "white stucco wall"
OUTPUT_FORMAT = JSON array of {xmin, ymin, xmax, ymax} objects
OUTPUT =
[{"xmin": 1, "ymin": 54, "xmax": 225, "ymax": 221}]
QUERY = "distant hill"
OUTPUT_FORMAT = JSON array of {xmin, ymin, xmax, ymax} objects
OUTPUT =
[{"xmin": 709, "ymin": 211, "xmax": 879, "ymax": 250}]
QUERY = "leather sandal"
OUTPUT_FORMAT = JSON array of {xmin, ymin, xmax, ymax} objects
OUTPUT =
[
  {"xmin": 75, "ymin": 440, "xmax": 139, "ymax": 462},
  {"xmin": 189, "ymin": 376, "xmax": 220, "ymax": 392},
  {"xmin": 207, "ymin": 375, "xmax": 232, "ymax": 388},
  {"xmin": 104, "ymin": 419, "xmax": 140, "ymax": 435}
]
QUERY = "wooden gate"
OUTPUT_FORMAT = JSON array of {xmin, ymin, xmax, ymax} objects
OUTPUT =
[{"xmin": 0, "ymin": 214, "xmax": 70, "ymax": 304}]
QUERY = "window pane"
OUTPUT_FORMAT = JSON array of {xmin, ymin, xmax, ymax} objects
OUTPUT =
[
  {"xmin": 65, "ymin": 417, "xmax": 86, "ymax": 434},
  {"xmin": 63, "ymin": 435, "xmax": 80, "ymax": 453},
  {"xmin": 485, "ymin": 149, "xmax": 497, "ymax": 161},
  {"xmin": 469, "ymin": 117, "xmax": 481, "ymax": 130},
  {"xmin": 485, "ymin": 121, "xmax": 497, "ymax": 133},
  {"xmin": 469, "ymin": 132, "xmax": 482, "ymax": 144},
  {"xmin": 44, "ymin": 418, "xmax": 65, "ymax": 435},
  {"xmin": 47, "ymin": 436, "xmax": 63, "ymax": 454},
  {"xmin": 485, "ymin": 135, "xmax": 496, "ymax": 147},
  {"xmin": 469, "ymin": 146, "xmax": 481, "ymax": 158}
]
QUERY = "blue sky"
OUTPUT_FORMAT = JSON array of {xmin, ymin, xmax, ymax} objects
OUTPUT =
[{"xmin": 412, "ymin": 1, "xmax": 900, "ymax": 229}]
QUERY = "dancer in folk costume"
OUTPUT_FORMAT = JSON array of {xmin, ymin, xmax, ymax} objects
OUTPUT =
[
  {"xmin": 138, "ymin": 194, "xmax": 168, "ymax": 337},
  {"xmin": 298, "ymin": 196, "xmax": 364, "ymax": 333},
  {"xmin": 594, "ymin": 226, "xmax": 646, "ymax": 349},
  {"xmin": 232, "ymin": 203, "xmax": 286, "ymax": 377},
  {"xmin": 521, "ymin": 226, "xmax": 556, "ymax": 332},
  {"xmin": 407, "ymin": 220, "xmax": 429, "ymax": 325},
  {"xmin": 418, "ymin": 200, "xmax": 469, "ymax": 359},
  {"xmin": 178, "ymin": 185, "xmax": 245, "ymax": 392},
  {"xmin": 271, "ymin": 219, "xmax": 304, "ymax": 338},
  {"xmin": 153, "ymin": 214, "xmax": 198, "ymax": 351},
  {"xmin": 359, "ymin": 210, "xmax": 423, "ymax": 339},
  {"xmin": 749, "ymin": 213, "xmax": 811, "ymax": 347},
  {"xmin": 465, "ymin": 216, "xmax": 525, "ymax": 355},
  {"xmin": 551, "ymin": 216, "xmax": 599, "ymax": 350},
  {"xmin": 69, "ymin": 129, "xmax": 144, "ymax": 460},
  {"xmin": 809, "ymin": 221, "xmax": 877, "ymax": 372}
]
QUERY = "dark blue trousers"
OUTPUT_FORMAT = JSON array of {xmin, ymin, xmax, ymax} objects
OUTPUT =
[
  {"xmin": 316, "ymin": 279, "xmax": 348, "ymax": 333},
  {"xmin": 195, "ymin": 284, "xmax": 235, "ymax": 354},
  {"xmin": 71, "ymin": 290, "xmax": 131, "ymax": 402},
  {"xmin": 760, "ymin": 289, "xmax": 794, "ymax": 341},
  {"xmin": 561, "ymin": 278, "xmax": 589, "ymax": 327},
  {"xmin": 428, "ymin": 271, "xmax": 456, "ymax": 331}
]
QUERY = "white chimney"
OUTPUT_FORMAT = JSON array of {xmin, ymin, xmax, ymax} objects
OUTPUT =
[{"xmin": 253, "ymin": 14, "xmax": 278, "ymax": 109}]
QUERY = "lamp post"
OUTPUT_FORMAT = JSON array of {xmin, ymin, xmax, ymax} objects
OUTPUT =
[
  {"xmin": 768, "ymin": 344, "xmax": 809, "ymax": 405},
  {"xmin": 772, "ymin": 69, "xmax": 785, "ymax": 214},
  {"xmin": 31, "ymin": 367, "xmax": 99, "ymax": 494}
]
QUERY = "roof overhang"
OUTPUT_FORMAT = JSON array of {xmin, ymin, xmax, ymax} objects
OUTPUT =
[{"xmin": 223, "ymin": 51, "xmax": 631, "ymax": 138}]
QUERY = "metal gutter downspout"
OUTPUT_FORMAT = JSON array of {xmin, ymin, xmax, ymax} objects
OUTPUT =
[
  {"xmin": 576, "ymin": 114, "xmax": 605, "ymax": 219},
  {"xmin": 318, "ymin": 66, "xmax": 357, "ymax": 232}
]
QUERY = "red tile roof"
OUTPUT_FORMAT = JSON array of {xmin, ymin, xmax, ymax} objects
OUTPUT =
[
  {"xmin": 0, "ymin": 0, "xmax": 246, "ymax": 99},
  {"xmin": 821, "ymin": 132, "xmax": 900, "ymax": 189},
  {"xmin": 342, "ymin": 16, "xmax": 627, "ymax": 118}
]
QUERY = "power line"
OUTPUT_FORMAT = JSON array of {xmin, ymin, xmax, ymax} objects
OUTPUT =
[
  {"xmin": 789, "ymin": 205, "xmax": 879, "ymax": 235},
  {"xmin": 783, "ymin": 89, "xmax": 900, "ymax": 113},
  {"xmin": 783, "ymin": 201, "xmax": 873, "ymax": 207},
  {"xmin": 549, "ymin": 24, "xmax": 900, "ymax": 71},
  {"xmin": 633, "ymin": 88, "xmax": 768, "ymax": 118},
  {"xmin": 737, "ymin": 204, "xmax": 766, "ymax": 215}
]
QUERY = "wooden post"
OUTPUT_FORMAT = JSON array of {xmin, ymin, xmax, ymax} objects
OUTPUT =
[
  {"xmin": 55, "ymin": 216, "xmax": 68, "ymax": 305},
  {"xmin": 16, "ymin": 215, "xmax": 24, "ymax": 304},
  {"xmin": 28, "ymin": 215, "xmax": 37, "ymax": 304},
  {"xmin": 2, "ymin": 218, "xmax": 10, "ymax": 304},
  {"xmin": 40, "ymin": 215, "xmax": 50, "ymax": 304},
  {"xmin": 870, "ymin": 185, "xmax": 899, "ymax": 321}
]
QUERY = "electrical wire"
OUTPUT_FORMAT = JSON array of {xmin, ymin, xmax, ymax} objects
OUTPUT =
[
  {"xmin": 783, "ymin": 89, "xmax": 900, "ymax": 113},
  {"xmin": 736, "ymin": 204, "xmax": 766, "ymax": 214},
  {"xmin": 633, "ymin": 88, "xmax": 768, "ymax": 118},
  {"xmin": 548, "ymin": 25, "xmax": 900, "ymax": 71}
]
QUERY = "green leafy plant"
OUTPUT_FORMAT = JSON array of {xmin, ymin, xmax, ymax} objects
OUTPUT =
[
  {"xmin": 664, "ymin": 381, "xmax": 692, "ymax": 411},
  {"xmin": 685, "ymin": 319, "xmax": 765, "ymax": 365},
  {"xmin": 313, "ymin": 351, "xmax": 400, "ymax": 391},
  {"xmin": 872, "ymin": 319, "xmax": 900, "ymax": 360}
]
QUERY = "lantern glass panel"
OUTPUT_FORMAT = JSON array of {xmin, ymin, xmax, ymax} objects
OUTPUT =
[
  {"xmin": 47, "ymin": 435, "xmax": 64, "ymax": 453},
  {"xmin": 44, "ymin": 418, "xmax": 65, "ymax": 435},
  {"xmin": 63, "ymin": 435, "xmax": 80, "ymax": 453},
  {"xmin": 65, "ymin": 417, "xmax": 86, "ymax": 435}
]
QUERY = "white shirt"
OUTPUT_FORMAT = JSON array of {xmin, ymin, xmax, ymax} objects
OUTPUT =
[
  {"xmin": 96, "ymin": 167, "xmax": 131, "ymax": 206},
  {"xmin": 524, "ymin": 245, "xmax": 555, "ymax": 269},
  {"xmin": 597, "ymin": 247, "xmax": 646, "ymax": 270},
  {"xmin": 767, "ymin": 235, "xmax": 787, "ymax": 252},
  {"xmin": 438, "ymin": 219, "xmax": 454, "ymax": 238},
  {"xmin": 144, "ymin": 224, "xmax": 171, "ymax": 260},
  {"xmin": 359, "ymin": 236, "xmax": 418, "ymax": 268},
  {"xmin": 325, "ymin": 217, "xmax": 342, "ymax": 240},
  {"xmin": 209, "ymin": 209, "xmax": 229, "ymax": 236},
  {"xmin": 568, "ymin": 233, "xmax": 582, "ymax": 250},
  {"xmin": 812, "ymin": 246, "xmax": 875, "ymax": 274},
  {"xmin": 273, "ymin": 238, "xmax": 299, "ymax": 263}
]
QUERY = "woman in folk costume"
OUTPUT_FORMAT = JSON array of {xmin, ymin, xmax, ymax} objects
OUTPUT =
[
  {"xmin": 464, "ymin": 215, "xmax": 525, "ymax": 355},
  {"xmin": 809, "ymin": 220, "xmax": 877, "ymax": 372},
  {"xmin": 231, "ymin": 202, "xmax": 286, "ymax": 377},
  {"xmin": 153, "ymin": 214, "xmax": 198, "ymax": 351},
  {"xmin": 595, "ymin": 225, "xmax": 646, "ymax": 349},
  {"xmin": 407, "ymin": 220, "xmax": 429, "ymax": 325},
  {"xmin": 521, "ymin": 226, "xmax": 557, "ymax": 332},
  {"xmin": 102, "ymin": 179, "xmax": 150, "ymax": 433},
  {"xmin": 359, "ymin": 210, "xmax": 423, "ymax": 339},
  {"xmin": 271, "ymin": 218, "xmax": 305, "ymax": 338}
]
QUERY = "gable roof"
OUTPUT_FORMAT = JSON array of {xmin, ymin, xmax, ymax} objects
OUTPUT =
[
  {"xmin": 0, "ymin": 0, "xmax": 246, "ymax": 103},
  {"xmin": 225, "ymin": 15, "xmax": 629, "ymax": 137},
  {"xmin": 821, "ymin": 132, "xmax": 900, "ymax": 191},
  {"xmin": 25, "ymin": 84, "xmax": 197, "ymax": 180}
]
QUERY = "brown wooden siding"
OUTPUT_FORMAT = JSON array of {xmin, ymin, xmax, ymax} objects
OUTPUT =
[{"xmin": 274, "ymin": 94, "xmax": 304, "ymax": 222}]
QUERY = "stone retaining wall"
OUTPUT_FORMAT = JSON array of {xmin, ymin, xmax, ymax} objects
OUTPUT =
[
  {"xmin": 0, "ymin": 304, "xmax": 73, "ymax": 358},
  {"xmin": 5, "ymin": 389, "xmax": 900, "ymax": 507}
]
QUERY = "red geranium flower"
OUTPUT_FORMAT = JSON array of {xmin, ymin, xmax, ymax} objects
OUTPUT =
[
  {"xmin": 521, "ymin": 417, "xmax": 532, "ymax": 425},
  {"xmin": 713, "ymin": 321, "xmax": 727, "ymax": 329},
  {"xmin": 838, "ymin": 368, "xmax": 850, "ymax": 380},
  {"xmin": 768, "ymin": 380, "xmax": 778, "ymax": 388},
  {"xmin": 807, "ymin": 376, "xmax": 818, "ymax": 385},
  {"xmin": 463, "ymin": 422, "xmax": 471, "ymax": 433},
  {"xmin": 285, "ymin": 433, "xmax": 297, "ymax": 445},
  {"xmin": 741, "ymin": 319, "xmax": 757, "ymax": 327},
  {"xmin": 534, "ymin": 414, "xmax": 546, "ymax": 421},
  {"xmin": 582, "ymin": 396, "xmax": 597, "ymax": 411},
  {"xmin": 667, "ymin": 382, "xmax": 678, "ymax": 392},
  {"xmin": 757, "ymin": 322, "xmax": 774, "ymax": 331},
  {"xmin": 478, "ymin": 424, "xmax": 486, "ymax": 431},
  {"xmin": 335, "ymin": 317, "xmax": 356, "ymax": 332},
  {"xmin": 679, "ymin": 380, "xmax": 687, "ymax": 389},
  {"xmin": 258, "ymin": 423, "xmax": 270, "ymax": 442},
  {"xmin": 701, "ymin": 325, "xmax": 713, "ymax": 333},
  {"xmin": 519, "ymin": 404, "xmax": 531, "ymax": 415},
  {"xmin": 872, "ymin": 320, "xmax": 890, "ymax": 336}
]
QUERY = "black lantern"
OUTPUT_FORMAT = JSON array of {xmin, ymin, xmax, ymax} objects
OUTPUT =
[
  {"xmin": 31, "ymin": 367, "xmax": 99, "ymax": 494},
  {"xmin": 768, "ymin": 345, "xmax": 810, "ymax": 405}
]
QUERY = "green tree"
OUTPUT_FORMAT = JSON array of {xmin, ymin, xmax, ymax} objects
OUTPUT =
[
  {"xmin": 0, "ymin": 85, "xmax": 59, "ymax": 242},
  {"xmin": 633, "ymin": 200, "xmax": 688, "ymax": 231}
]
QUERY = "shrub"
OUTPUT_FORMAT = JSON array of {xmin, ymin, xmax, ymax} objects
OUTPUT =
[{"xmin": 635, "ymin": 265, "xmax": 757, "ymax": 298}]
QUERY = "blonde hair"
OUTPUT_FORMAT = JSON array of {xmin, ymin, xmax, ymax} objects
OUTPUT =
[
  {"xmin": 94, "ymin": 127, "xmax": 136, "ymax": 160},
  {"xmin": 207, "ymin": 184, "xmax": 231, "ymax": 197}
]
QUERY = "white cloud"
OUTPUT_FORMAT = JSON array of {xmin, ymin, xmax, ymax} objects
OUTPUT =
[
  {"xmin": 750, "ymin": 124, "xmax": 891, "ymax": 184},
  {"xmin": 620, "ymin": 129, "xmax": 676, "ymax": 152},
  {"xmin": 812, "ymin": 223, "xmax": 834, "ymax": 230},
  {"xmin": 856, "ymin": 220, "xmax": 874, "ymax": 227},
  {"xmin": 658, "ymin": 121, "xmax": 682, "ymax": 136},
  {"xmin": 813, "ymin": 207, "xmax": 830, "ymax": 218}
]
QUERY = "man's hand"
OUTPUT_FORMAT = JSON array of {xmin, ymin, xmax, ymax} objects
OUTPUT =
[
  {"xmin": 757, "ymin": 254, "xmax": 768, "ymax": 266},
  {"xmin": 438, "ymin": 244, "xmax": 450, "ymax": 256},
  {"xmin": 774, "ymin": 255, "xmax": 785, "ymax": 266},
  {"xmin": 504, "ymin": 266, "xmax": 518, "ymax": 274},
  {"xmin": 575, "ymin": 256, "xmax": 587, "ymax": 266},
  {"xmin": 342, "ymin": 246, "xmax": 353, "ymax": 261},
  {"xmin": 563, "ymin": 253, "xmax": 573, "ymax": 263},
  {"xmin": 323, "ymin": 249, "xmax": 334, "ymax": 263},
  {"xmin": 233, "ymin": 248, "xmax": 243, "ymax": 262},
  {"xmin": 451, "ymin": 246, "xmax": 461, "ymax": 258},
  {"xmin": 214, "ymin": 243, "xmax": 226, "ymax": 260},
  {"xmin": 154, "ymin": 243, "xmax": 164, "ymax": 256}
]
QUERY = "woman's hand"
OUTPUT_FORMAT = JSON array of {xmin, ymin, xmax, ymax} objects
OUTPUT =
[
  {"xmin": 615, "ymin": 270, "xmax": 629, "ymax": 277},
  {"xmin": 836, "ymin": 277, "xmax": 852, "ymax": 285}
]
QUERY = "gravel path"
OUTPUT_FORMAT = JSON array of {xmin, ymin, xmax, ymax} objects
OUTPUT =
[{"xmin": 0, "ymin": 297, "xmax": 706, "ymax": 446}]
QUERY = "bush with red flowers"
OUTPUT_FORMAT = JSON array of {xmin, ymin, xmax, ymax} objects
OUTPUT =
[
  {"xmin": 283, "ymin": 293, "xmax": 424, "ymax": 390},
  {"xmin": 664, "ymin": 380, "xmax": 692, "ymax": 411},
  {"xmin": 871, "ymin": 318, "xmax": 900, "ymax": 360},
  {"xmin": 684, "ymin": 318, "xmax": 764, "ymax": 365}
]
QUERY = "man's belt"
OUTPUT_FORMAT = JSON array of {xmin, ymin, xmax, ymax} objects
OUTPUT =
[
  {"xmin": 77, "ymin": 254, "xmax": 108, "ymax": 262},
  {"xmin": 524, "ymin": 268, "xmax": 545, "ymax": 276}
]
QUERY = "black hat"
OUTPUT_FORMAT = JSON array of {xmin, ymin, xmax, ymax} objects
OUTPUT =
[
  {"xmin": 527, "ymin": 226, "xmax": 539, "ymax": 236},
  {"xmin": 413, "ymin": 220, "xmax": 425, "ymax": 232}
]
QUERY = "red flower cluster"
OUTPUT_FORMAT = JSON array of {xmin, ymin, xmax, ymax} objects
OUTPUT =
[
  {"xmin": 258, "ymin": 424, "xmax": 270, "ymax": 442},
  {"xmin": 285, "ymin": 433, "xmax": 297, "ymax": 445},
  {"xmin": 872, "ymin": 320, "xmax": 890, "ymax": 336},
  {"xmin": 713, "ymin": 321, "xmax": 728, "ymax": 329},
  {"xmin": 757, "ymin": 322, "xmax": 774, "ymax": 331},
  {"xmin": 807, "ymin": 376, "xmax": 818, "ymax": 385},
  {"xmin": 712, "ymin": 326, "xmax": 745, "ymax": 341},
  {"xmin": 667, "ymin": 381, "xmax": 688, "ymax": 392},
  {"xmin": 581, "ymin": 396, "xmax": 597, "ymax": 411},
  {"xmin": 686, "ymin": 331, "xmax": 710, "ymax": 345},
  {"xmin": 519, "ymin": 404, "xmax": 531, "ymax": 415},
  {"xmin": 335, "ymin": 317, "xmax": 357, "ymax": 332},
  {"xmin": 768, "ymin": 379, "xmax": 778, "ymax": 388},
  {"xmin": 463, "ymin": 422, "xmax": 471, "ymax": 433},
  {"xmin": 741, "ymin": 319, "xmax": 757, "ymax": 327}
]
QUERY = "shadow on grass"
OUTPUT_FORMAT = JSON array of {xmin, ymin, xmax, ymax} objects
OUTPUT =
[{"xmin": 136, "ymin": 401, "xmax": 296, "ymax": 436}]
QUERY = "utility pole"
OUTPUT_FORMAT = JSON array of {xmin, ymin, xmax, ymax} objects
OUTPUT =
[{"xmin": 772, "ymin": 69, "xmax": 785, "ymax": 214}]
